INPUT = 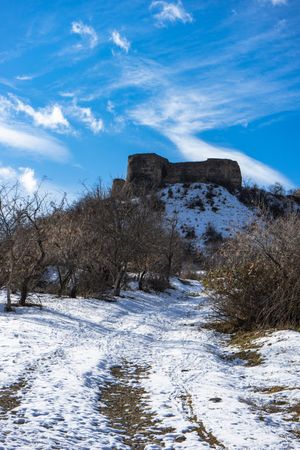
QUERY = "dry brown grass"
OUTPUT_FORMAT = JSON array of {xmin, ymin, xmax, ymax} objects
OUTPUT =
[
  {"xmin": 255, "ymin": 386, "xmax": 298, "ymax": 394},
  {"xmin": 205, "ymin": 325, "xmax": 268, "ymax": 366}
]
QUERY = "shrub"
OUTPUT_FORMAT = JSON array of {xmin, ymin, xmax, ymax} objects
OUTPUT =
[
  {"xmin": 202, "ymin": 223, "xmax": 223, "ymax": 244},
  {"xmin": 148, "ymin": 193, "xmax": 165, "ymax": 212},
  {"xmin": 167, "ymin": 188, "xmax": 173, "ymax": 198},
  {"xmin": 205, "ymin": 214, "xmax": 300, "ymax": 330},
  {"xmin": 187, "ymin": 197, "xmax": 205, "ymax": 211},
  {"xmin": 238, "ymin": 184, "xmax": 296, "ymax": 218},
  {"xmin": 205, "ymin": 186, "xmax": 216, "ymax": 204},
  {"xmin": 183, "ymin": 226, "xmax": 196, "ymax": 240},
  {"xmin": 269, "ymin": 182, "xmax": 286, "ymax": 197}
]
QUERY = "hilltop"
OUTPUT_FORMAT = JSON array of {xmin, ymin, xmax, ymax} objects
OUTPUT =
[{"xmin": 113, "ymin": 153, "xmax": 300, "ymax": 251}]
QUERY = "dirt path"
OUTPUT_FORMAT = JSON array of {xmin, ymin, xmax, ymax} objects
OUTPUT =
[
  {"xmin": 0, "ymin": 281, "xmax": 299, "ymax": 449},
  {"xmin": 100, "ymin": 361, "xmax": 225, "ymax": 449}
]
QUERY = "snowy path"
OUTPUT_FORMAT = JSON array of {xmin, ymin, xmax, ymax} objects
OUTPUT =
[{"xmin": 0, "ymin": 280, "xmax": 299, "ymax": 449}]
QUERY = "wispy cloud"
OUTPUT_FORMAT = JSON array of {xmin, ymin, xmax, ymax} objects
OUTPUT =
[
  {"xmin": 110, "ymin": 31, "xmax": 130, "ymax": 53},
  {"xmin": 71, "ymin": 21, "xmax": 98, "ymax": 49},
  {"xmin": 167, "ymin": 133, "xmax": 293, "ymax": 187},
  {"xmin": 0, "ymin": 96, "xmax": 69, "ymax": 160},
  {"xmin": 270, "ymin": 0, "xmax": 288, "ymax": 5},
  {"xmin": 130, "ymin": 97, "xmax": 294, "ymax": 186},
  {"xmin": 59, "ymin": 92, "xmax": 76, "ymax": 98},
  {"xmin": 120, "ymin": 6, "xmax": 299, "ymax": 188},
  {"xmin": 107, "ymin": 100, "xmax": 115, "ymax": 113},
  {"xmin": 0, "ymin": 94, "xmax": 105, "ymax": 138},
  {"xmin": 68, "ymin": 104, "xmax": 104, "ymax": 134},
  {"xmin": 0, "ymin": 94, "xmax": 70, "ymax": 133},
  {"xmin": 150, "ymin": 1, "xmax": 193, "ymax": 26},
  {"xmin": 0, "ymin": 77, "xmax": 16, "ymax": 89},
  {"xmin": 15, "ymin": 75, "xmax": 33, "ymax": 81},
  {"xmin": 129, "ymin": 65, "xmax": 298, "ymax": 187},
  {"xmin": 13, "ymin": 97, "xmax": 70, "ymax": 132},
  {"xmin": 0, "ymin": 122, "xmax": 69, "ymax": 161},
  {"xmin": 104, "ymin": 57, "xmax": 168, "ymax": 93}
]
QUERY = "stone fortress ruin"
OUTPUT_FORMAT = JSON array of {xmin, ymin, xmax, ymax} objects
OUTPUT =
[{"xmin": 112, "ymin": 153, "xmax": 242, "ymax": 194}]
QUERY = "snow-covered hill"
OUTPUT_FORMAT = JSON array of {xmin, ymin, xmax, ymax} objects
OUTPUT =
[{"xmin": 159, "ymin": 183, "xmax": 255, "ymax": 248}]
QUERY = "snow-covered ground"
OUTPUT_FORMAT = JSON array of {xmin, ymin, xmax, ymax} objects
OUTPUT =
[
  {"xmin": 0, "ymin": 280, "xmax": 299, "ymax": 449},
  {"xmin": 160, "ymin": 183, "xmax": 255, "ymax": 248}
]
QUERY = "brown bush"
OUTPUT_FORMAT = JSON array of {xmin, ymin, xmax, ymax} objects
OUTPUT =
[{"xmin": 205, "ymin": 213, "xmax": 300, "ymax": 330}]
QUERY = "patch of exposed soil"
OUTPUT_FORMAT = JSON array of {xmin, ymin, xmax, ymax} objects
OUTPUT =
[
  {"xmin": 100, "ymin": 362, "xmax": 177, "ymax": 449},
  {"xmin": 180, "ymin": 392, "xmax": 225, "ymax": 448},
  {"xmin": 0, "ymin": 380, "xmax": 27, "ymax": 417}
]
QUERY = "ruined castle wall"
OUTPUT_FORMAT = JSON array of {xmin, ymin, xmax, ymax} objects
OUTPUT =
[
  {"xmin": 121, "ymin": 153, "xmax": 242, "ymax": 192},
  {"xmin": 164, "ymin": 162, "xmax": 209, "ymax": 184},
  {"xmin": 164, "ymin": 159, "xmax": 242, "ymax": 189}
]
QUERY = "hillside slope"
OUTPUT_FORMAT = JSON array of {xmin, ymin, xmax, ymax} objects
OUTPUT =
[{"xmin": 159, "ymin": 183, "xmax": 255, "ymax": 248}]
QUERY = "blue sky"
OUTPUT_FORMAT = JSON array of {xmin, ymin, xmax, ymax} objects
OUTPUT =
[{"xmin": 0, "ymin": 0, "xmax": 299, "ymax": 196}]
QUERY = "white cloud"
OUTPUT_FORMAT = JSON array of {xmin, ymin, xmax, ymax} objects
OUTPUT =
[
  {"xmin": 167, "ymin": 132, "xmax": 293, "ymax": 187},
  {"xmin": 69, "ymin": 104, "xmax": 104, "ymax": 134},
  {"xmin": 59, "ymin": 92, "xmax": 76, "ymax": 98},
  {"xmin": 0, "ymin": 95, "xmax": 70, "ymax": 161},
  {"xmin": 0, "ymin": 163, "xmax": 77, "ymax": 199},
  {"xmin": 0, "ymin": 165, "xmax": 16, "ymax": 181},
  {"xmin": 19, "ymin": 167, "xmax": 38, "ymax": 193},
  {"xmin": 0, "ymin": 96, "xmax": 13, "ymax": 117},
  {"xmin": 0, "ymin": 94, "xmax": 105, "ymax": 140},
  {"xmin": 0, "ymin": 165, "xmax": 38, "ymax": 194},
  {"xmin": 0, "ymin": 122, "xmax": 69, "ymax": 161},
  {"xmin": 15, "ymin": 75, "xmax": 33, "ymax": 81},
  {"xmin": 150, "ymin": 1, "xmax": 193, "ymax": 26},
  {"xmin": 13, "ymin": 98, "xmax": 70, "ymax": 132},
  {"xmin": 129, "ymin": 87, "xmax": 295, "ymax": 188},
  {"xmin": 270, "ymin": 0, "xmax": 287, "ymax": 5},
  {"xmin": 71, "ymin": 21, "xmax": 98, "ymax": 49},
  {"xmin": 111, "ymin": 31, "xmax": 130, "ymax": 53},
  {"xmin": 107, "ymin": 100, "xmax": 115, "ymax": 113}
]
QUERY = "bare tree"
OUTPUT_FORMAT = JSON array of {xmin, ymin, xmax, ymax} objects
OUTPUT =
[
  {"xmin": 46, "ymin": 206, "xmax": 85, "ymax": 297},
  {"xmin": 160, "ymin": 215, "xmax": 184, "ymax": 282},
  {"xmin": 0, "ymin": 185, "xmax": 48, "ymax": 310},
  {"xmin": 75, "ymin": 185, "xmax": 182, "ymax": 296}
]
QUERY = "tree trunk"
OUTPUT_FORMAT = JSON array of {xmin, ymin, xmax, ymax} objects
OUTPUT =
[
  {"xmin": 19, "ymin": 279, "xmax": 29, "ymax": 306},
  {"xmin": 69, "ymin": 286, "xmax": 77, "ymax": 298},
  {"xmin": 166, "ymin": 253, "xmax": 173, "ymax": 282},
  {"xmin": 58, "ymin": 268, "xmax": 71, "ymax": 297},
  {"xmin": 5, "ymin": 285, "xmax": 13, "ymax": 312},
  {"xmin": 113, "ymin": 267, "xmax": 126, "ymax": 296},
  {"xmin": 138, "ymin": 270, "xmax": 146, "ymax": 290},
  {"xmin": 5, "ymin": 257, "xmax": 14, "ymax": 311},
  {"xmin": 69, "ymin": 274, "xmax": 77, "ymax": 298},
  {"xmin": 57, "ymin": 266, "xmax": 63, "ymax": 295}
]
